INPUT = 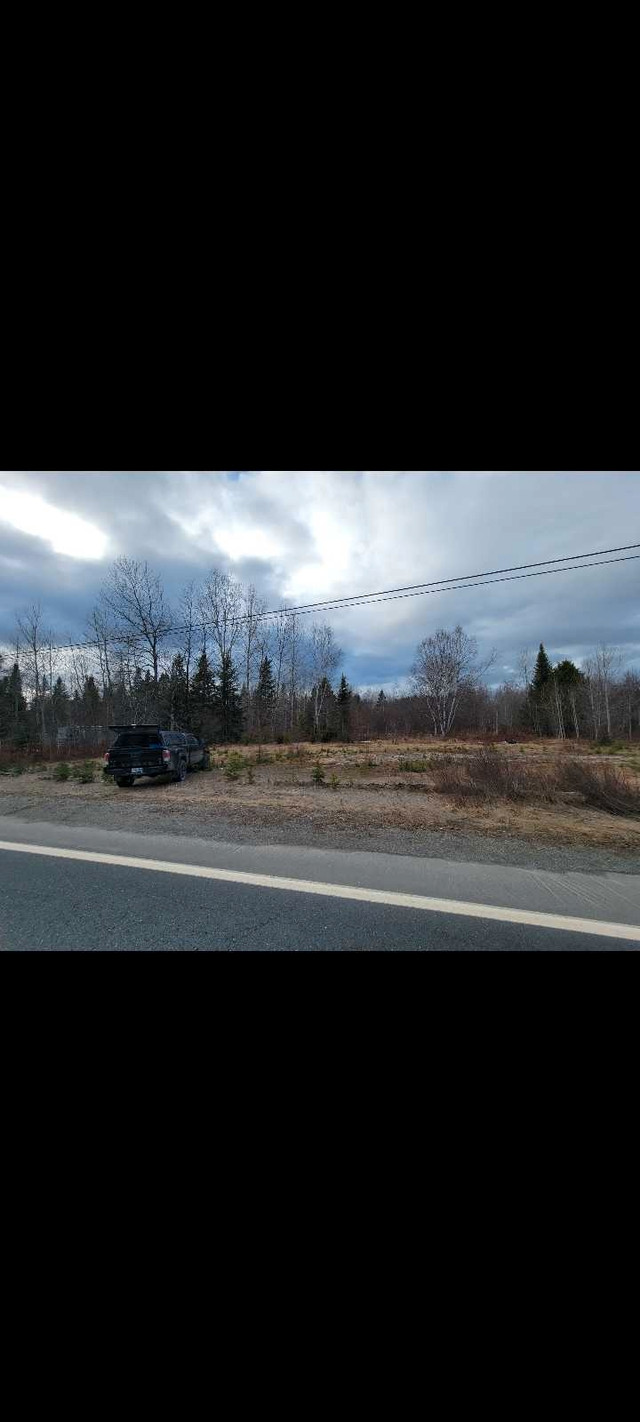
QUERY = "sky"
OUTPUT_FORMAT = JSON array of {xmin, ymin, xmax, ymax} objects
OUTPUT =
[{"xmin": 0, "ymin": 471, "xmax": 638, "ymax": 691}]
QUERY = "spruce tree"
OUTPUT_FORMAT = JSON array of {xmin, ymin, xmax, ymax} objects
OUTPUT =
[
  {"xmin": 531, "ymin": 644, "xmax": 553, "ymax": 736},
  {"xmin": 337, "ymin": 674, "xmax": 352, "ymax": 741},
  {"xmin": 255, "ymin": 656, "xmax": 276, "ymax": 737},
  {"xmin": 532, "ymin": 645, "xmax": 553, "ymax": 694},
  {"xmin": 51, "ymin": 677, "xmax": 70, "ymax": 732},
  {"xmin": 191, "ymin": 651, "xmax": 216, "ymax": 740},
  {"xmin": 167, "ymin": 653, "xmax": 189, "ymax": 728},
  {"xmin": 214, "ymin": 653, "xmax": 242, "ymax": 743}
]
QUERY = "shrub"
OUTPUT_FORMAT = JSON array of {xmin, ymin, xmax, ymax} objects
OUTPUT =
[
  {"xmin": 428, "ymin": 751, "xmax": 556, "ymax": 804},
  {"xmin": 559, "ymin": 761, "xmax": 640, "ymax": 817},
  {"xmin": 224, "ymin": 753, "xmax": 246, "ymax": 781},
  {"xmin": 77, "ymin": 761, "xmax": 96, "ymax": 784},
  {"xmin": 330, "ymin": 774, "xmax": 340, "ymax": 791},
  {"xmin": 398, "ymin": 758, "xmax": 429, "ymax": 773},
  {"xmin": 312, "ymin": 762, "xmax": 325, "ymax": 786},
  {"xmin": 53, "ymin": 762, "xmax": 71, "ymax": 782}
]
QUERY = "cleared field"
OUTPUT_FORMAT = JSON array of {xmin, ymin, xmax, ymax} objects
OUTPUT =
[{"xmin": 1, "ymin": 738, "xmax": 639, "ymax": 851}]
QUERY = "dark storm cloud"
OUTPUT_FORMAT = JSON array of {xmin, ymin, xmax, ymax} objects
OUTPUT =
[{"xmin": 1, "ymin": 471, "xmax": 638, "ymax": 685}]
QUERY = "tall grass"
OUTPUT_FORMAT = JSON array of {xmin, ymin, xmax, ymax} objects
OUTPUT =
[{"xmin": 427, "ymin": 751, "xmax": 640, "ymax": 816}]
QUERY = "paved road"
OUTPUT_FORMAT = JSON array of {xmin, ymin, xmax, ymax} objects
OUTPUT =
[{"xmin": 1, "ymin": 816, "xmax": 639, "ymax": 951}]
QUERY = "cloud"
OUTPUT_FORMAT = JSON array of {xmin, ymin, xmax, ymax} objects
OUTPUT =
[
  {"xmin": 1, "ymin": 471, "xmax": 638, "ymax": 686},
  {"xmin": 0, "ymin": 480, "xmax": 108, "ymax": 560}
]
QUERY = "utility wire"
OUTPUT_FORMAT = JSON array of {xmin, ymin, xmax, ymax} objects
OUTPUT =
[{"xmin": 8, "ymin": 544, "xmax": 639, "ymax": 658}]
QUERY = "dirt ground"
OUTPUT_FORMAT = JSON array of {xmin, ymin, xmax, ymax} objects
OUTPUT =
[{"xmin": 1, "ymin": 739, "xmax": 640, "ymax": 852}]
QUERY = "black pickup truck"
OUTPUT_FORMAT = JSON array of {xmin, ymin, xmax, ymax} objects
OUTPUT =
[{"xmin": 103, "ymin": 726, "xmax": 210, "ymax": 788}]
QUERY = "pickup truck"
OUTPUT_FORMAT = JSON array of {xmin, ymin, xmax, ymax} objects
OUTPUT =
[{"xmin": 103, "ymin": 726, "xmax": 210, "ymax": 788}]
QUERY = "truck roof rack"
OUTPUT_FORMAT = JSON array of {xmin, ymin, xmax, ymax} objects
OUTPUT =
[{"xmin": 108, "ymin": 724, "xmax": 162, "ymax": 731}]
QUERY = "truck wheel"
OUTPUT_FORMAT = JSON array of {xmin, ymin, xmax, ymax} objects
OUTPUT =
[
  {"xmin": 201, "ymin": 752, "xmax": 210, "ymax": 771},
  {"xmin": 174, "ymin": 759, "xmax": 187, "ymax": 784},
  {"xmin": 116, "ymin": 777, "xmax": 135, "ymax": 788}
]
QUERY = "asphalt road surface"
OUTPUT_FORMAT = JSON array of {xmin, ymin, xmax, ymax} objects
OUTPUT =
[{"xmin": 1, "ymin": 816, "xmax": 639, "ymax": 951}]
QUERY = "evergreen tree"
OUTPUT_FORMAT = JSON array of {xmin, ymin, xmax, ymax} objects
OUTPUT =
[
  {"xmin": 214, "ymin": 653, "xmax": 242, "ymax": 743},
  {"xmin": 315, "ymin": 677, "xmax": 338, "ymax": 740},
  {"xmin": 51, "ymin": 677, "xmax": 70, "ymax": 731},
  {"xmin": 191, "ymin": 651, "xmax": 216, "ymax": 739},
  {"xmin": 163, "ymin": 653, "xmax": 189, "ymax": 728},
  {"xmin": 255, "ymin": 656, "xmax": 276, "ymax": 736},
  {"xmin": 82, "ymin": 675, "xmax": 102, "ymax": 722},
  {"xmin": 530, "ymin": 644, "xmax": 553, "ymax": 735},
  {"xmin": 532, "ymin": 645, "xmax": 553, "ymax": 694},
  {"xmin": 6, "ymin": 663, "xmax": 28, "ymax": 740},
  {"xmin": 337, "ymin": 674, "xmax": 352, "ymax": 741}
]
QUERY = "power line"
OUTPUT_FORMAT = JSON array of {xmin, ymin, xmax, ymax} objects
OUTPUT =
[
  {"xmin": 6, "ymin": 544, "xmax": 639, "ymax": 658},
  {"xmin": 244, "ymin": 542, "xmax": 640, "ymax": 616}
]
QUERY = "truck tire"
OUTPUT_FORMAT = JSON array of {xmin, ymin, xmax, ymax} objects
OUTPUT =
[
  {"xmin": 116, "ymin": 777, "xmax": 135, "ymax": 788},
  {"xmin": 173, "ymin": 758, "xmax": 188, "ymax": 784},
  {"xmin": 201, "ymin": 752, "xmax": 210, "ymax": 771}
]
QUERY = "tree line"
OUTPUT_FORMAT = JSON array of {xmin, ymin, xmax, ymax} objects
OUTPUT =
[
  {"xmin": 1, "ymin": 559, "xmax": 351, "ymax": 751},
  {"xmin": 1, "ymin": 560, "xmax": 639, "ymax": 752}
]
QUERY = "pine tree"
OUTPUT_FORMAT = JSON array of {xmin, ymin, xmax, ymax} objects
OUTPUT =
[{"xmin": 214, "ymin": 653, "xmax": 242, "ymax": 743}]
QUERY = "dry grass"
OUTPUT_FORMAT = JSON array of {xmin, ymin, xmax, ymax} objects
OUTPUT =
[{"xmin": 1, "ymin": 740, "xmax": 639, "ymax": 851}]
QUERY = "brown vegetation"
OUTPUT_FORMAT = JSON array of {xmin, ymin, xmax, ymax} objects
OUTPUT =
[{"xmin": 2, "ymin": 738, "xmax": 640, "ymax": 850}]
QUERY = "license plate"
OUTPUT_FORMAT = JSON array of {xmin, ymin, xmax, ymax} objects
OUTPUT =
[{"xmin": 132, "ymin": 767, "xmax": 144, "ymax": 776}]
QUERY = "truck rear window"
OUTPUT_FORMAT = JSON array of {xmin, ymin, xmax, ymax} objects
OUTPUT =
[{"xmin": 113, "ymin": 733, "xmax": 160, "ymax": 749}]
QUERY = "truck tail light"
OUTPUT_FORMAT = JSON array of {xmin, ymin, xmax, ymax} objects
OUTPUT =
[
  {"xmin": 103, "ymin": 752, "xmax": 110, "ymax": 765},
  {"xmin": 162, "ymin": 749, "xmax": 171, "ymax": 762}
]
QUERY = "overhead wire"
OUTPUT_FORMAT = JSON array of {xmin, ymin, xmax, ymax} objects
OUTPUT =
[{"xmin": 8, "ymin": 543, "xmax": 639, "ymax": 657}]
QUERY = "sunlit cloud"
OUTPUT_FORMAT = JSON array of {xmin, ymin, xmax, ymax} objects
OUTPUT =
[
  {"xmin": 0, "ymin": 483, "xmax": 108, "ymax": 560},
  {"xmin": 283, "ymin": 512, "xmax": 354, "ymax": 598},
  {"xmin": 215, "ymin": 525, "xmax": 282, "ymax": 563}
]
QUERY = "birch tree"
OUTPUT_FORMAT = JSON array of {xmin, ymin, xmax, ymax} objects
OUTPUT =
[
  {"xmin": 309, "ymin": 624, "xmax": 342, "ymax": 737},
  {"xmin": 594, "ymin": 644, "xmax": 620, "ymax": 740},
  {"xmin": 411, "ymin": 625, "xmax": 494, "ymax": 737}
]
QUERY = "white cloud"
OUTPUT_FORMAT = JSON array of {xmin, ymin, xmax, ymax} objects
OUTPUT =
[{"xmin": 0, "ymin": 482, "xmax": 108, "ymax": 561}]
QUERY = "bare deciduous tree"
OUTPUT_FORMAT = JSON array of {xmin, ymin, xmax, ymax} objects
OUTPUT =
[
  {"xmin": 309, "ymin": 623, "xmax": 342, "ymax": 736},
  {"xmin": 178, "ymin": 581, "xmax": 199, "ymax": 718},
  {"xmin": 17, "ymin": 603, "xmax": 47, "ymax": 745},
  {"xmin": 411, "ymin": 625, "xmax": 495, "ymax": 737},
  {"xmin": 101, "ymin": 558, "xmax": 172, "ymax": 687},
  {"xmin": 285, "ymin": 612, "xmax": 303, "ymax": 732},
  {"xmin": 594, "ymin": 644, "xmax": 621, "ymax": 739},
  {"xmin": 239, "ymin": 583, "xmax": 266, "ymax": 735},
  {"xmin": 200, "ymin": 570, "xmax": 243, "ymax": 666}
]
